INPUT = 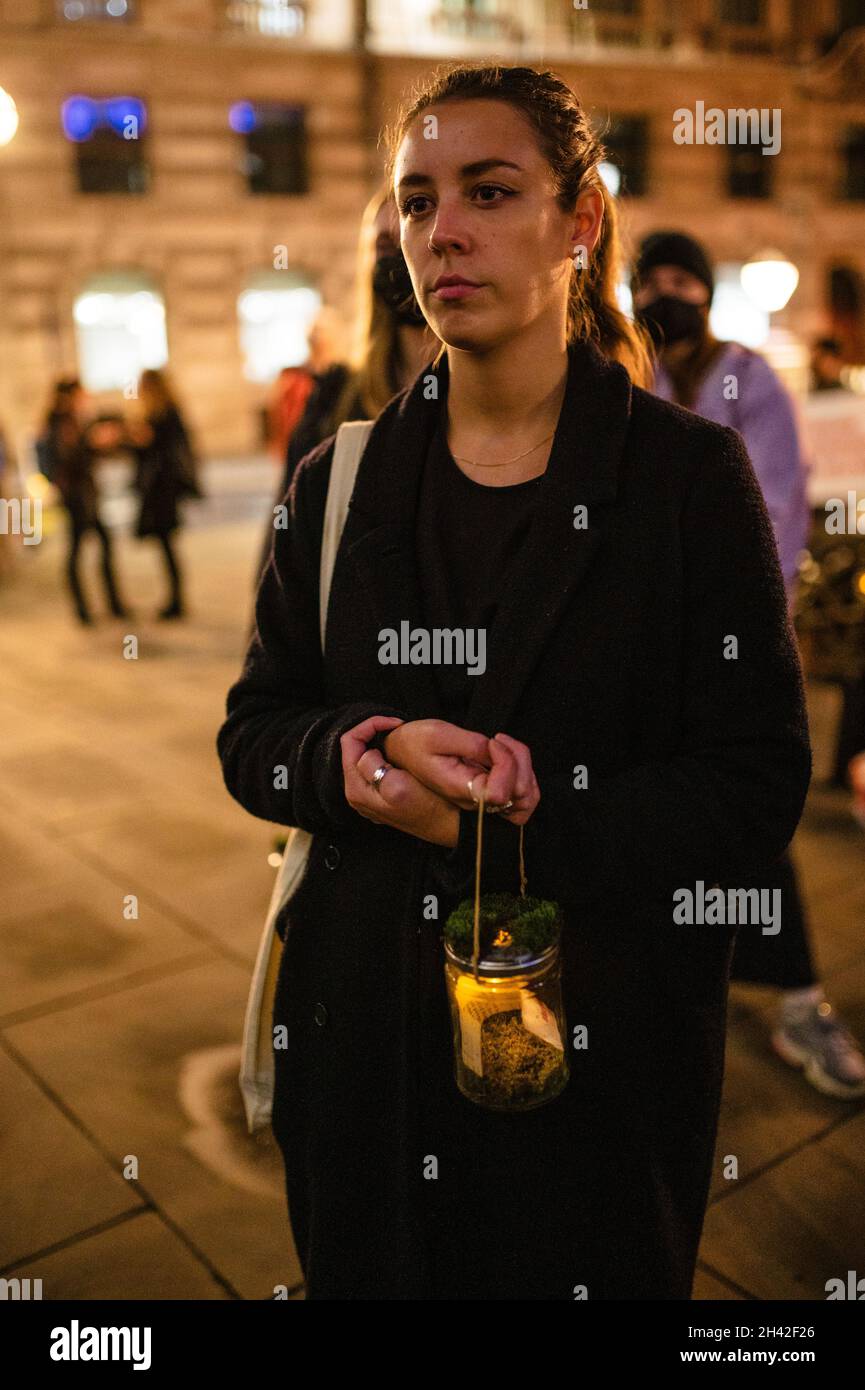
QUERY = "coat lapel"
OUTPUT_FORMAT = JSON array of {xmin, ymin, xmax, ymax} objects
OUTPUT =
[{"xmin": 345, "ymin": 338, "xmax": 633, "ymax": 733}]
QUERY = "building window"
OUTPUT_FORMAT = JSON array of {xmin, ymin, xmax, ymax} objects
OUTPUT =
[
  {"xmin": 598, "ymin": 116, "xmax": 648, "ymax": 197},
  {"xmin": 726, "ymin": 141, "xmax": 773, "ymax": 199},
  {"xmin": 73, "ymin": 272, "xmax": 168, "ymax": 393},
  {"xmin": 230, "ymin": 102, "xmax": 308, "ymax": 195},
  {"xmin": 837, "ymin": 0, "xmax": 865, "ymax": 33},
  {"xmin": 715, "ymin": 0, "xmax": 763, "ymax": 21},
  {"xmin": 57, "ymin": 0, "xmax": 135, "ymax": 20},
  {"xmin": 432, "ymin": 0, "xmax": 525, "ymax": 41},
  {"xmin": 237, "ymin": 271, "xmax": 320, "ymax": 382},
  {"xmin": 817, "ymin": 0, "xmax": 865, "ymax": 55},
  {"xmin": 841, "ymin": 126, "xmax": 865, "ymax": 201},
  {"xmin": 62, "ymin": 95, "xmax": 149, "ymax": 194},
  {"xmin": 224, "ymin": 1, "xmax": 306, "ymax": 37},
  {"xmin": 829, "ymin": 264, "xmax": 865, "ymax": 322}
]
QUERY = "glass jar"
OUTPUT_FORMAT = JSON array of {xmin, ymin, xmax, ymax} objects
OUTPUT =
[{"xmin": 444, "ymin": 937, "xmax": 569, "ymax": 1112}]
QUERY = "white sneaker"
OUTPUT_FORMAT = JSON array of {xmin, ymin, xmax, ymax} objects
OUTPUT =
[{"xmin": 772, "ymin": 1002, "xmax": 865, "ymax": 1099}]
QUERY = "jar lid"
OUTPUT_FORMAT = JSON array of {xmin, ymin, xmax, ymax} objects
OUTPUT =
[{"xmin": 444, "ymin": 937, "xmax": 559, "ymax": 976}]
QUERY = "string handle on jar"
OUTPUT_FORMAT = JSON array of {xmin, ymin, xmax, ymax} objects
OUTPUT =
[{"xmin": 471, "ymin": 792, "xmax": 527, "ymax": 981}]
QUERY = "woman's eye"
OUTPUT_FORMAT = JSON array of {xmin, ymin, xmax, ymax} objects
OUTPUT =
[
  {"xmin": 474, "ymin": 183, "xmax": 512, "ymax": 204},
  {"xmin": 401, "ymin": 196, "xmax": 429, "ymax": 217}
]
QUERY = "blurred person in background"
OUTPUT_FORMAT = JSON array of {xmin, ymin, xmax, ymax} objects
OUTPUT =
[
  {"xmin": 810, "ymin": 337, "xmax": 848, "ymax": 392},
  {"xmin": 266, "ymin": 366, "xmax": 314, "ymax": 463},
  {"xmin": 127, "ymin": 369, "xmax": 200, "ymax": 621},
  {"xmin": 633, "ymin": 230, "xmax": 865, "ymax": 1099},
  {"xmin": 256, "ymin": 185, "xmax": 440, "ymax": 581},
  {"xmin": 282, "ymin": 186, "xmax": 441, "ymax": 491},
  {"xmin": 38, "ymin": 377, "xmax": 129, "ymax": 626},
  {"xmin": 265, "ymin": 307, "xmax": 343, "ymax": 463}
]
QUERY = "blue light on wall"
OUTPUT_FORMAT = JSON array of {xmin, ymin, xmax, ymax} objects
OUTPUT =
[
  {"xmin": 62, "ymin": 96, "xmax": 97, "ymax": 142},
  {"xmin": 104, "ymin": 97, "xmax": 146, "ymax": 136},
  {"xmin": 229, "ymin": 101, "xmax": 257, "ymax": 135},
  {"xmin": 62, "ymin": 94, "xmax": 147, "ymax": 141}
]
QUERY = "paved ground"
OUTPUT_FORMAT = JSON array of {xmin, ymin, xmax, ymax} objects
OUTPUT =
[{"xmin": 0, "ymin": 460, "xmax": 863, "ymax": 1301}]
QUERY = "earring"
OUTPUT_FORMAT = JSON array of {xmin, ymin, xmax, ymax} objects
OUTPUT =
[{"xmin": 572, "ymin": 244, "xmax": 589, "ymax": 271}]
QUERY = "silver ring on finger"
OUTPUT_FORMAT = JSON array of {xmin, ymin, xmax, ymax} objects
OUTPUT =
[{"xmin": 371, "ymin": 764, "xmax": 390, "ymax": 790}]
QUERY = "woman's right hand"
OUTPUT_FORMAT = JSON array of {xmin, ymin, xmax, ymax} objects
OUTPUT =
[{"xmin": 383, "ymin": 720, "xmax": 540, "ymax": 825}]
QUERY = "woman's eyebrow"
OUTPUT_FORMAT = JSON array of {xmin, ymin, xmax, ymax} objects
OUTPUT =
[{"xmin": 397, "ymin": 158, "xmax": 524, "ymax": 193}]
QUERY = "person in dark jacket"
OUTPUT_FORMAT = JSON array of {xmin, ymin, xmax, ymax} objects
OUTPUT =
[
  {"xmin": 255, "ymin": 187, "xmax": 440, "ymax": 587},
  {"xmin": 128, "ymin": 369, "xmax": 199, "ymax": 620},
  {"xmin": 218, "ymin": 66, "xmax": 811, "ymax": 1300},
  {"xmin": 41, "ymin": 377, "xmax": 129, "ymax": 625},
  {"xmin": 632, "ymin": 231, "xmax": 865, "ymax": 1100}
]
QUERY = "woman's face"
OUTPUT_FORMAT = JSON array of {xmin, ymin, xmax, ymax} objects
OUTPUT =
[
  {"xmin": 394, "ymin": 99, "xmax": 602, "ymax": 353},
  {"xmin": 373, "ymin": 199, "xmax": 400, "ymax": 261}
]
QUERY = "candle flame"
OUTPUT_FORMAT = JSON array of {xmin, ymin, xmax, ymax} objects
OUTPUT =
[{"xmin": 492, "ymin": 929, "xmax": 513, "ymax": 948}]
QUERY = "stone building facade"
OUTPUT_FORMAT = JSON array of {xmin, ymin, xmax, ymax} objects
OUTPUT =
[{"xmin": 0, "ymin": 0, "xmax": 863, "ymax": 459}]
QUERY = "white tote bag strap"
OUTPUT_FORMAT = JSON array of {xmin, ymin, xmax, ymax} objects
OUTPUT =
[
  {"xmin": 239, "ymin": 416, "xmax": 374, "ymax": 1134},
  {"xmin": 319, "ymin": 419, "xmax": 375, "ymax": 647},
  {"xmin": 272, "ymin": 416, "xmax": 373, "ymax": 933}
]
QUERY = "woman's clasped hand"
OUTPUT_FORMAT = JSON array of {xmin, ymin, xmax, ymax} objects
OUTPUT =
[{"xmin": 340, "ymin": 715, "xmax": 541, "ymax": 847}]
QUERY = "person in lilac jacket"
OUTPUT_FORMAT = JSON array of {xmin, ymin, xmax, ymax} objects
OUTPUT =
[
  {"xmin": 657, "ymin": 343, "xmax": 810, "ymax": 606},
  {"xmin": 632, "ymin": 230, "xmax": 865, "ymax": 1099}
]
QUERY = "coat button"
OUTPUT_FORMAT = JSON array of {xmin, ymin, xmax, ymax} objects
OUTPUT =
[
  {"xmin": 324, "ymin": 844, "xmax": 341, "ymax": 870},
  {"xmin": 313, "ymin": 1003, "xmax": 328, "ymax": 1027}
]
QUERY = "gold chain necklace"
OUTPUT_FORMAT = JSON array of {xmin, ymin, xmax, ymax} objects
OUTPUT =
[{"xmin": 452, "ymin": 429, "xmax": 555, "ymax": 469}]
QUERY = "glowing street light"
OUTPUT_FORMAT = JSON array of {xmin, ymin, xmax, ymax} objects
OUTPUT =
[
  {"xmin": 597, "ymin": 161, "xmax": 621, "ymax": 197},
  {"xmin": 740, "ymin": 249, "xmax": 800, "ymax": 314},
  {"xmin": 0, "ymin": 86, "xmax": 19, "ymax": 147}
]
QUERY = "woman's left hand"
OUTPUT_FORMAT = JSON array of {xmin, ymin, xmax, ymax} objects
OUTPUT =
[{"xmin": 340, "ymin": 715, "xmax": 460, "ymax": 846}]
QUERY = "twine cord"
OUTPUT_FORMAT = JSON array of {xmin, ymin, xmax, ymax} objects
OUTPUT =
[
  {"xmin": 473, "ymin": 791, "xmax": 484, "ymax": 981},
  {"xmin": 471, "ymin": 793, "xmax": 529, "ymax": 982}
]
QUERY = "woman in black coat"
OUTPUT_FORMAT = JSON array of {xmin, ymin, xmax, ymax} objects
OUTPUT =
[
  {"xmin": 129, "ymin": 368, "xmax": 199, "ymax": 619},
  {"xmin": 218, "ymin": 66, "xmax": 811, "ymax": 1299}
]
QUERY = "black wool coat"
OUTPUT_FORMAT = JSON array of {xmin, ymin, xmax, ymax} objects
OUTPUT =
[
  {"xmin": 218, "ymin": 338, "xmax": 811, "ymax": 1300},
  {"xmin": 133, "ymin": 406, "xmax": 196, "ymax": 538}
]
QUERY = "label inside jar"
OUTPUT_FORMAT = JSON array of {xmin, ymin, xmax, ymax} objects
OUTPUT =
[{"xmin": 520, "ymin": 990, "xmax": 563, "ymax": 1051}]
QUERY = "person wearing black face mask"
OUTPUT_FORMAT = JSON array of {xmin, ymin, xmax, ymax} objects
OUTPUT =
[
  {"xmin": 371, "ymin": 249, "xmax": 429, "ymax": 327},
  {"xmin": 637, "ymin": 294, "xmax": 707, "ymax": 351},
  {"xmin": 254, "ymin": 193, "xmax": 439, "ymax": 587},
  {"xmin": 632, "ymin": 230, "xmax": 723, "ymax": 404},
  {"xmin": 634, "ymin": 229, "xmax": 865, "ymax": 1101}
]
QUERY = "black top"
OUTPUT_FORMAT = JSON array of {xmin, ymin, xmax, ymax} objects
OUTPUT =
[
  {"xmin": 133, "ymin": 405, "xmax": 196, "ymax": 538},
  {"xmin": 415, "ymin": 409, "xmax": 543, "ymax": 725}
]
